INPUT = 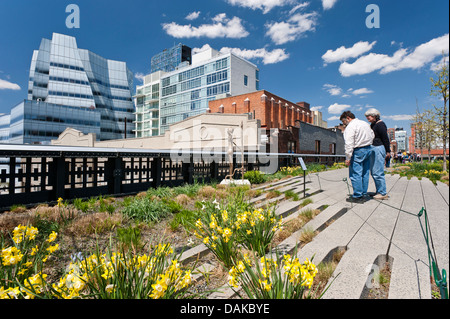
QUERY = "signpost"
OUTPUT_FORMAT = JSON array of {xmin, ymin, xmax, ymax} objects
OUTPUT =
[{"xmin": 299, "ymin": 157, "xmax": 307, "ymax": 198}]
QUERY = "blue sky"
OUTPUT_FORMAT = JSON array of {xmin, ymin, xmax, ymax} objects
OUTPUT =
[{"xmin": 0, "ymin": 0, "xmax": 449, "ymax": 133}]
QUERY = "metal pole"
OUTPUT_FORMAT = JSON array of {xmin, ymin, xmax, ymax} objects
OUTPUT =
[
  {"xmin": 303, "ymin": 170, "xmax": 306, "ymax": 198},
  {"xmin": 241, "ymin": 121, "xmax": 244, "ymax": 181}
]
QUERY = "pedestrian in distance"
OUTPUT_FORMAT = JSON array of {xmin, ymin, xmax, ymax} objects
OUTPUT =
[
  {"xmin": 365, "ymin": 108, "xmax": 390, "ymax": 200},
  {"xmin": 340, "ymin": 111, "xmax": 375, "ymax": 204}
]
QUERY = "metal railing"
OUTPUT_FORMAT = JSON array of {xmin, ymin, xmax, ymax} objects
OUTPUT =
[{"xmin": 0, "ymin": 144, "xmax": 345, "ymax": 210}]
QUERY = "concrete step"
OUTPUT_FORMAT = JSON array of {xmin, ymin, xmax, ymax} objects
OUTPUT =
[{"xmin": 252, "ymin": 176, "xmax": 303, "ymax": 191}]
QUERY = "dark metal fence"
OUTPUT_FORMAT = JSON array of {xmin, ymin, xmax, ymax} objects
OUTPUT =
[{"xmin": 0, "ymin": 144, "xmax": 345, "ymax": 210}]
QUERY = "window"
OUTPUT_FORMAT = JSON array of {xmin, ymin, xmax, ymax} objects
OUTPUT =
[
  {"xmin": 207, "ymin": 82, "xmax": 230, "ymax": 97},
  {"xmin": 244, "ymin": 75, "xmax": 248, "ymax": 86},
  {"xmin": 331, "ymin": 143, "xmax": 337, "ymax": 155},
  {"xmin": 315, "ymin": 140, "xmax": 321, "ymax": 154},
  {"xmin": 288, "ymin": 141, "xmax": 296, "ymax": 153}
]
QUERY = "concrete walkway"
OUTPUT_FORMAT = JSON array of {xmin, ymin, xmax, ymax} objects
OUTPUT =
[{"xmin": 296, "ymin": 168, "xmax": 449, "ymax": 299}]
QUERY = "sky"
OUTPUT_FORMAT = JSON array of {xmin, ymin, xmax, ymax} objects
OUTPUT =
[{"xmin": 0, "ymin": 0, "xmax": 449, "ymax": 134}]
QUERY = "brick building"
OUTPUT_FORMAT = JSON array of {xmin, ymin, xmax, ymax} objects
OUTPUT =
[
  {"xmin": 208, "ymin": 90, "xmax": 313, "ymax": 129},
  {"xmin": 208, "ymin": 90, "xmax": 344, "ymax": 158},
  {"xmin": 408, "ymin": 123, "xmax": 449, "ymax": 159}
]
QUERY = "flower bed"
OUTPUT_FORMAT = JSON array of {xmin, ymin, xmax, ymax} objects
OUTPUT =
[{"xmin": 1, "ymin": 178, "xmax": 334, "ymax": 299}]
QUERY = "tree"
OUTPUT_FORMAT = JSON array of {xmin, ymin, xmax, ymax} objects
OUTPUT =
[
  {"xmin": 422, "ymin": 109, "xmax": 438, "ymax": 160},
  {"xmin": 430, "ymin": 54, "xmax": 449, "ymax": 171},
  {"xmin": 412, "ymin": 101, "xmax": 425, "ymax": 163}
]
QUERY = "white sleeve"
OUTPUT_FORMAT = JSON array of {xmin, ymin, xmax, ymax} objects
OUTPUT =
[{"xmin": 344, "ymin": 125, "xmax": 355, "ymax": 161}]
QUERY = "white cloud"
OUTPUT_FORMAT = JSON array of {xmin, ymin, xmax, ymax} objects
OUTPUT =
[
  {"xmin": 310, "ymin": 106, "xmax": 323, "ymax": 111},
  {"xmin": 266, "ymin": 11, "xmax": 318, "ymax": 45},
  {"xmin": 194, "ymin": 45, "xmax": 290, "ymax": 64},
  {"xmin": 351, "ymin": 88, "xmax": 374, "ymax": 95},
  {"xmin": 381, "ymin": 33, "xmax": 449, "ymax": 74},
  {"xmin": 220, "ymin": 47, "xmax": 289, "ymax": 64},
  {"xmin": 162, "ymin": 14, "xmax": 249, "ymax": 39},
  {"xmin": 212, "ymin": 13, "xmax": 227, "ymax": 23},
  {"xmin": 323, "ymin": 84, "xmax": 342, "ymax": 96},
  {"xmin": 338, "ymin": 34, "xmax": 449, "ymax": 77},
  {"xmin": 384, "ymin": 114, "xmax": 414, "ymax": 121},
  {"xmin": 134, "ymin": 73, "xmax": 145, "ymax": 83},
  {"xmin": 322, "ymin": 41, "xmax": 377, "ymax": 64},
  {"xmin": 328, "ymin": 103, "xmax": 351, "ymax": 114},
  {"xmin": 327, "ymin": 116, "xmax": 340, "ymax": 121},
  {"xmin": 185, "ymin": 11, "xmax": 201, "ymax": 21},
  {"xmin": 226, "ymin": 0, "xmax": 294, "ymax": 14},
  {"xmin": 322, "ymin": 0, "xmax": 338, "ymax": 10},
  {"xmin": 339, "ymin": 49, "xmax": 408, "ymax": 77},
  {"xmin": 289, "ymin": 2, "xmax": 310, "ymax": 15},
  {"xmin": 0, "ymin": 78, "xmax": 21, "ymax": 90},
  {"xmin": 430, "ymin": 55, "xmax": 449, "ymax": 71}
]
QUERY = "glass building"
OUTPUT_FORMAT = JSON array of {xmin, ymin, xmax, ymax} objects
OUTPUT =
[
  {"xmin": 4, "ymin": 33, "xmax": 135, "ymax": 144},
  {"xmin": 159, "ymin": 47, "xmax": 260, "ymax": 134},
  {"xmin": 8, "ymin": 100, "xmax": 101, "ymax": 145},
  {"xmin": 135, "ymin": 46, "xmax": 260, "ymax": 137},
  {"xmin": 134, "ymin": 72, "xmax": 163, "ymax": 138},
  {"xmin": 0, "ymin": 114, "xmax": 10, "ymax": 143},
  {"xmin": 151, "ymin": 44, "xmax": 192, "ymax": 74}
]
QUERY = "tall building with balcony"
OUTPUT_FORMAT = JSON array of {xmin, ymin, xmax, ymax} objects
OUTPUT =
[
  {"xmin": 134, "ymin": 72, "xmax": 163, "ymax": 138},
  {"xmin": 135, "ymin": 45, "xmax": 260, "ymax": 137},
  {"xmin": 159, "ymin": 47, "xmax": 260, "ymax": 134},
  {"xmin": 6, "ymin": 33, "xmax": 135, "ymax": 144}
]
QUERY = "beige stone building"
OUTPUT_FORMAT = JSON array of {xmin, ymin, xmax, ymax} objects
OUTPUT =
[{"xmin": 52, "ymin": 112, "xmax": 262, "ymax": 152}]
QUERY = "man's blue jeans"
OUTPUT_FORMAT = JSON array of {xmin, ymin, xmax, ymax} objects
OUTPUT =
[
  {"xmin": 349, "ymin": 145, "xmax": 373, "ymax": 198},
  {"xmin": 370, "ymin": 145, "xmax": 387, "ymax": 196}
]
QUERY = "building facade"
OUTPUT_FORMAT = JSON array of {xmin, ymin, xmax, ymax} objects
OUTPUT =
[
  {"xmin": 0, "ymin": 114, "xmax": 10, "ymax": 143},
  {"xmin": 208, "ymin": 90, "xmax": 343, "ymax": 156},
  {"xmin": 151, "ymin": 44, "xmax": 192, "ymax": 74},
  {"xmin": 8, "ymin": 100, "xmax": 101, "ymax": 144},
  {"xmin": 208, "ymin": 90, "xmax": 313, "ymax": 129},
  {"xmin": 5, "ymin": 33, "xmax": 135, "ymax": 144},
  {"xmin": 134, "ymin": 72, "xmax": 163, "ymax": 138},
  {"xmin": 408, "ymin": 123, "xmax": 449, "ymax": 159},
  {"xmin": 159, "ymin": 47, "xmax": 260, "ymax": 134},
  {"xmin": 395, "ymin": 129, "xmax": 408, "ymax": 152},
  {"xmin": 312, "ymin": 110, "xmax": 328, "ymax": 128}
]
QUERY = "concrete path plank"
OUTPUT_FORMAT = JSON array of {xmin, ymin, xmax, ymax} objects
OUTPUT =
[{"xmin": 420, "ymin": 178, "xmax": 449, "ymax": 281}]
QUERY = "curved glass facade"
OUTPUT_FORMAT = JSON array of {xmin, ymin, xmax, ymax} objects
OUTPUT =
[
  {"xmin": 8, "ymin": 100, "xmax": 101, "ymax": 145},
  {"xmin": 25, "ymin": 33, "xmax": 135, "ymax": 142}
]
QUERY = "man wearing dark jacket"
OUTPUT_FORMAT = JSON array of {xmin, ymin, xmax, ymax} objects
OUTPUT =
[{"xmin": 365, "ymin": 108, "xmax": 390, "ymax": 200}]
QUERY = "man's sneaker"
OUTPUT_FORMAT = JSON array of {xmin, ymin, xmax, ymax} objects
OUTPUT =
[
  {"xmin": 373, "ymin": 194, "xmax": 389, "ymax": 200},
  {"xmin": 346, "ymin": 196, "xmax": 368, "ymax": 204}
]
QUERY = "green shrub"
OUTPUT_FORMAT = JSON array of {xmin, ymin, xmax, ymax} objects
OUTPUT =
[
  {"xmin": 173, "ymin": 183, "xmax": 202, "ymax": 197},
  {"xmin": 122, "ymin": 197, "xmax": 172, "ymax": 223},
  {"xmin": 163, "ymin": 199, "xmax": 183, "ymax": 214},
  {"xmin": 147, "ymin": 187, "xmax": 174, "ymax": 199},
  {"xmin": 284, "ymin": 190, "xmax": 299, "ymax": 201},
  {"xmin": 169, "ymin": 209, "xmax": 199, "ymax": 232},
  {"xmin": 116, "ymin": 225, "xmax": 142, "ymax": 250},
  {"xmin": 73, "ymin": 198, "xmax": 90, "ymax": 213},
  {"xmin": 244, "ymin": 170, "xmax": 267, "ymax": 184}
]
